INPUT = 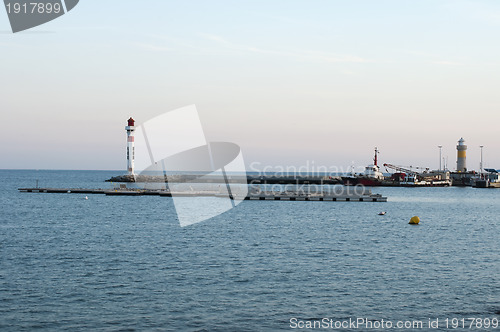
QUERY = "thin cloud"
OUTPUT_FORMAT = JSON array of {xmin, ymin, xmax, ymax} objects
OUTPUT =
[
  {"xmin": 202, "ymin": 34, "xmax": 231, "ymax": 45},
  {"xmin": 433, "ymin": 60, "xmax": 464, "ymax": 66},
  {"xmin": 402, "ymin": 50, "xmax": 439, "ymax": 58},
  {"xmin": 135, "ymin": 43, "xmax": 172, "ymax": 52},
  {"xmin": 200, "ymin": 33, "xmax": 372, "ymax": 64},
  {"xmin": 134, "ymin": 34, "xmax": 231, "ymax": 55},
  {"xmin": 135, "ymin": 33, "xmax": 371, "ymax": 63}
]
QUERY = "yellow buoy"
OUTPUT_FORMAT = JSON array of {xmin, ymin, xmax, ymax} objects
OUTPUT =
[{"xmin": 409, "ymin": 216, "xmax": 420, "ymax": 225}]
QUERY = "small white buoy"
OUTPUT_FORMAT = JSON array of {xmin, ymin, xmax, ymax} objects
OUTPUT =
[
  {"xmin": 85, "ymin": 196, "xmax": 88, "ymax": 200},
  {"xmin": 378, "ymin": 211, "xmax": 386, "ymax": 215}
]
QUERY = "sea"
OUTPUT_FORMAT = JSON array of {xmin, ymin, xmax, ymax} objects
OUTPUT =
[{"xmin": 1, "ymin": 170, "xmax": 499, "ymax": 331}]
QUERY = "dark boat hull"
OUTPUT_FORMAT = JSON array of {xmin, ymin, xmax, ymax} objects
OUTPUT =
[{"xmin": 342, "ymin": 177, "xmax": 382, "ymax": 186}]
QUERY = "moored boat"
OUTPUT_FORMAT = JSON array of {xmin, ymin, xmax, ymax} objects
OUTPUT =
[
  {"xmin": 474, "ymin": 169, "xmax": 500, "ymax": 188},
  {"xmin": 342, "ymin": 148, "xmax": 384, "ymax": 186}
]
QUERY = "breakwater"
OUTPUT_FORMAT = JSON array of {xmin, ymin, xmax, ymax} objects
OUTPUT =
[{"xmin": 106, "ymin": 174, "xmax": 343, "ymax": 185}]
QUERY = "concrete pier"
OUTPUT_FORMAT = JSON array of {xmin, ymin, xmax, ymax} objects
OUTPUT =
[{"xmin": 18, "ymin": 187, "xmax": 387, "ymax": 202}]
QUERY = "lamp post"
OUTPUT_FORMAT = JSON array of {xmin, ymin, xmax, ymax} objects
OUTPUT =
[
  {"xmin": 438, "ymin": 145, "xmax": 443, "ymax": 172},
  {"xmin": 480, "ymin": 145, "xmax": 484, "ymax": 174}
]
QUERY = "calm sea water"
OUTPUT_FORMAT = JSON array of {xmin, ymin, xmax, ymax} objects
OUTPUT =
[{"xmin": 1, "ymin": 170, "xmax": 499, "ymax": 331}]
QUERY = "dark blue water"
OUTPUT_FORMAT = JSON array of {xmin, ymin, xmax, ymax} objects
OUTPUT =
[{"xmin": 1, "ymin": 170, "xmax": 499, "ymax": 331}]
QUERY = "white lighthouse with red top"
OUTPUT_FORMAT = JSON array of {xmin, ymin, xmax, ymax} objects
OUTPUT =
[{"xmin": 125, "ymin": 117, "xmax": 135, "ymax": 175}]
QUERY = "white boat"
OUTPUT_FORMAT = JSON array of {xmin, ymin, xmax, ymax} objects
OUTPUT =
[{"xmin": 399, "ymin": 173, "xmax": 452, "ymax": 187}]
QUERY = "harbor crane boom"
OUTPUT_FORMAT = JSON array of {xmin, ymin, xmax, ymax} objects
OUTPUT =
[{"xmin": 383, "ymin": 163, "xmax": 420, "ymax": 175}]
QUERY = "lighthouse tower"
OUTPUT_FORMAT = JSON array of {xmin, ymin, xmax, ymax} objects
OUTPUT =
[
  {"xmin": 125, "ymin": 117, "xmax": 135, "ymax": 175},
  {"xmin": 456, "ymin": 137, "xmax": 467, "ymax": 172}
]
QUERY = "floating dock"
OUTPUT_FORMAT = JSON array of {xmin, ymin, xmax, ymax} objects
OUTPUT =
[
  {"xmin": 18, "ymin": 187, "xmax": 387, "ymax": 202},
  {"xmin": 246, "ymin": 192, "xmax": 386, "ymax": 202}
]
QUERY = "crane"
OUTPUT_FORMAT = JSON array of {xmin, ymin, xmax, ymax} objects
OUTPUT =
[
  {"xmin": 383, "ymin": 163, "xmax": 416, "ymax": 174},
  {"xmin": 383, "ymin": 163, "xmax": 430, "ymax": 174}
]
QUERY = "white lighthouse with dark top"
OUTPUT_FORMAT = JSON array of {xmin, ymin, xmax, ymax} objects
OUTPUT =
[{"xmin": 126, "ymin": 117, "xmax": 135, "ymax": 175}]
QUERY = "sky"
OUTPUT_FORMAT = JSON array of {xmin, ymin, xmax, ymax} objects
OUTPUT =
[{"xmin": 1, "ymin": 0, "xmax": 500, "ymax": 172}]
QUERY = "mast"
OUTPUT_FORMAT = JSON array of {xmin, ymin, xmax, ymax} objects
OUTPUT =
[{"xmin": 373, "ymin": 147, "xmax": 379, "ymax": 166}]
